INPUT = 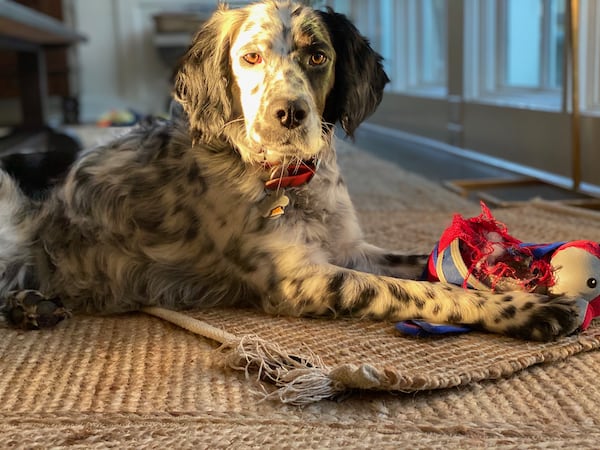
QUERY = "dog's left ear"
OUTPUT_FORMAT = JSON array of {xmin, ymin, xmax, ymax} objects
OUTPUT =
[
  {"xmin": 317, "ymin": 8, "xmax": 390, "ymax": 137},
  {"xmin": 173, "ymin": 6, "xmax": 246, "ymax": 143}
]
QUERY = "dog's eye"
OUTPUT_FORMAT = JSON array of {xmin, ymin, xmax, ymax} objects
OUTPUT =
[
  {"xmin": 242, "ymin": 53, "xmax": 263, "ymax": 65},
  {"xmin": 309, "ymin": 52, "xmax": 327, "ymax": 66}
]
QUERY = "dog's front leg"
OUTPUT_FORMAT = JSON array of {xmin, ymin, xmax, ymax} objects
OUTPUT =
[{"xmin": 261, "ymin": 263, "xmax": 581, "ymax": 341}]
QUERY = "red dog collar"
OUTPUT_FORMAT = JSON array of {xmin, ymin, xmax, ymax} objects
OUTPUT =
[{"xmin": 264, "ymin": 161, "xmax": 317, "ymax": 190}]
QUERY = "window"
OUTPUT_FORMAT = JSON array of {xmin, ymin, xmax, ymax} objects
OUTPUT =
[
  {"xmin": 465, "ymin": 0, "xmax": 566, "ymax": 110},
  {"xmin": 324, "ymin": 0, "xmax": 598, "ymax": 113},
  {"xmin": 326, "ymin": 0, "xmax": 447, "ymax": 97},
  {"xmin": 387, "ymin": 0, "xmax": 447, "ymax": 96},
  {"xmin": 326, "ymin": 0, "xmax": 383, "ymax": 58},
  {"xmin": 503, "ymin": 0, "xmax": 565, "ymax": 89}
]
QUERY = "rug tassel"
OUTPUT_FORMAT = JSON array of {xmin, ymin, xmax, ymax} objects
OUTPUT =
[
  {"xmin": 218, "ymin": 335, "xmax": 346, "ymax": 405},
  {"xmin": 142, "ymin": 307, "xmax": 345, "ymax": 404}
]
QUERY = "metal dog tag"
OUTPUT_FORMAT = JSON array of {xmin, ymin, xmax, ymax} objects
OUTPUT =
[{"xmin": 261, "ymin": 193, "xmax": 290, "ymax": 219}]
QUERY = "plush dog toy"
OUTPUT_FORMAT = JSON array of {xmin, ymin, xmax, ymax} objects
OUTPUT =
[{"xmin": 397, "ymin": 203, "xmax": 600, "ymax": 336}]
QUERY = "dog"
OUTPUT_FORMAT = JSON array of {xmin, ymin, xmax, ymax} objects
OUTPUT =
[{"xmin": 0, "ymin": 0, "xmax": 581, "ymax": 340}]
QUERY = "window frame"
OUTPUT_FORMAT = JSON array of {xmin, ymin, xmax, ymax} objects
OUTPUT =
[
  {"xmin": 580, "ymin": 0, "xmax": 600, "ymax": 114},
  {"xmin": 399, "ymin": 0, "xmax": 448, "ymax": 96},
  {"xmin": 465, "ymin": 0, "xmax": 565, "ymax": 111}
]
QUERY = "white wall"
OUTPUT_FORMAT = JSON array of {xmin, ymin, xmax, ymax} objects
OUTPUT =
[
  {"xmin": 71, "ymin": 0, "xmax": 123, "ymax": 121},
  {"xmin": 68, "ymin": 0, "xmax": 217, "ymax": 122}
]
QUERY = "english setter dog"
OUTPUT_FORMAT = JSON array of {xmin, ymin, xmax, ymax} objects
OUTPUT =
[{"xmin": 0, "ymin": 0, "xmax": 581, "ymax": 340}]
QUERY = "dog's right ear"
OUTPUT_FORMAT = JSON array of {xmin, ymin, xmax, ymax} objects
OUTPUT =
[
  {"xmin": 173, "ymin": 6, "xmax": 246, "ymax": 143},
  {"xmin": 317, "ymin": 8, "xmax": 389, "ymax": 138}
]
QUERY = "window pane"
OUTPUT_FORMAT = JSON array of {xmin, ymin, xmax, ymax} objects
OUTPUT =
[
  {"xmin": 505, "ymin": 0, "xmax": 542, "ymax": 88},
  {"xmin": 420, "ymin": 0, "xmax": 447, "ymax": 86},
  {"xmin": 548, "ymin": 0, "xmax": 565, "ymax": 88}
]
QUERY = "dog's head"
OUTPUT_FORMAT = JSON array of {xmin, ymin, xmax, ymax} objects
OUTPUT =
[{"xmin": 174, "ymin": 0, "xmax": 388, "ymax": 166}]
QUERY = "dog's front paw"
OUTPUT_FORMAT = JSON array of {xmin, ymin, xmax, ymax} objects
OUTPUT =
[
  {"xmin": 504, "ymin": 296, "xmax": 582, "ymax": 341},
  {"xmin": 3, "ymin": 290, "xmax": 71, "ymax": 329}
]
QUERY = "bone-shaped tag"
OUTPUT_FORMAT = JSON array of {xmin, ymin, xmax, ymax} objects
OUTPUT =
[{"xmin": 261, "ymin": 193, "xmax": 290, "ymax": 219}]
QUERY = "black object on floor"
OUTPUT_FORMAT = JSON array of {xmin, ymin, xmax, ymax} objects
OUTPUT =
[{"xmin": 0, "ymin": 128, "xmax": 82, "ymax": 198}]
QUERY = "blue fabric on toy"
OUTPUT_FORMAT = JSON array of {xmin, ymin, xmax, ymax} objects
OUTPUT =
[{"xmin": 395, "ymin": 320, "xmax": 471, "ymax": 337}]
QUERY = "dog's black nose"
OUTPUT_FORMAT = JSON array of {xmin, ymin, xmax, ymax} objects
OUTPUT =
[{"xmin": 272, "ymin": 99, "xmax": 309, "ymax": 129}]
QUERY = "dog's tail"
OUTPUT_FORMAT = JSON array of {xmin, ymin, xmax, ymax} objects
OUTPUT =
[{"xmin": 0, "ymin": 170, "xmax": 40, "ymax": 299}]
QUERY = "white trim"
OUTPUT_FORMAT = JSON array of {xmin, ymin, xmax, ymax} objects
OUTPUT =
[
  {"xmin": 580, "ymin": 0, "xmax": 600, "ymax": 113},
  {"xmin": 360, "ymin": 122, "xmax": 600, "ymax": 197},
  {"xmin": 466, "ymin": 92, "xmax": 562, "ymax": 113}
]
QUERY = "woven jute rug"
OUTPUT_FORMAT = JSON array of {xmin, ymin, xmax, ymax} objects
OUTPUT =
[{"xmin": 2, "ymin": 136, "xmax": 600, "ymax": 448}]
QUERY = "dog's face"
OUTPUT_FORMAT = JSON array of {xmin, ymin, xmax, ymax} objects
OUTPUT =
[
  {"xmin": 174, "ymin": 0, "xmax": 389, "ymax": 167},
  {"xmin": 228, "ymin": 2, "xmax": 335, "ymax": 164}
]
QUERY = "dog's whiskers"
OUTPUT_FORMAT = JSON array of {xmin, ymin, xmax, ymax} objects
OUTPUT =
[
  {"xmin": 274, "ymin": 155, "xmax": 289, "ymax": 194},
  {"xmin": 221, "ymin": 118, "xmax": 245, "ymax": 131},
  {"xmin": 290, "ymin": 156, "xmax": 302, "ymax": 175}
]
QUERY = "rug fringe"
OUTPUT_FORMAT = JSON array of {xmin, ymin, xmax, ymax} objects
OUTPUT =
[
  {"xmin": 218, "ymin": 335, "xmax": 346, "ymax": 405},
  {"xmin": 142, "ymin": 307, "xmax": 345, "ymax": 404}
]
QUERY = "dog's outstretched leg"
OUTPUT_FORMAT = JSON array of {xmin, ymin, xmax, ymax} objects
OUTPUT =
[{"xmin": 261, "ymin": 263, "xmax": 581, "ymax": 341}]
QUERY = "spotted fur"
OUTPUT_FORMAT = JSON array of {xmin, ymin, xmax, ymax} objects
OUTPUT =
[{"xmin": 0, "ymin": 1, "xmax": 581, "ymax": 340}]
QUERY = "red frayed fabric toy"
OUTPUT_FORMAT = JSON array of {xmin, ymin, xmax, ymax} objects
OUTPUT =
[{"xmin": 397, "ymin": 203, "xmax": 600, "ymax": 336}]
